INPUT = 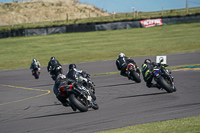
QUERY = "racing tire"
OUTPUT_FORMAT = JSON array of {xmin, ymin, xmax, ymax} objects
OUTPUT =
[
  {"xmin": 130, "ymin": 71, "xmax": 141, "ymax": 83},
  {"xmin": 157, "ymin": 76, "xmax": 174, "ymax": 93},
  {"xmin": 34, "ymin": 71, "xmax": 39, "ymax": 79},
  {"xmin": 69, "ymin": 94, "xmax": 88, "ymax": 112},
  {"xmin": 92, "ymin": 101, "xmax": 99, "ymax": 110}
]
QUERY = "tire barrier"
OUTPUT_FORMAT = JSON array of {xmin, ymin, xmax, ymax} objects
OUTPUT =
[{"xmin": 0, "ymin": 13, "xmax": 200, "ymax": 39}]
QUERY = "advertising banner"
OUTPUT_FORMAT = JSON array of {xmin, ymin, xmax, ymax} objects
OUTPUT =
[{"xmin": 140, "ymin": 19, "xmax": 162, "ymax": 28}]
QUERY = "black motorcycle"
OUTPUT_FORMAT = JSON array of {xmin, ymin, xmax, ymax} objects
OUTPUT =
[
  {"xmin": 49, "ymin": 66, "xmax": 63, "ymax": 81},
  {"xmin": 152, "ymin": 59, "xmax": 176, "ymax": 93},
  {"xmin": 126, "ymin": 62, "xmax": 141, "ymax": 83},
  {"xmin": 77, "ymin": 73, "xmax": 96, "ymax": 100},
  {"xmin": 32, "ymin": 64, "xmax": 40, "ymax": 79},
  {"xmin": 59, "ymin": 83, "xmax": 99, "ymax": 112}
]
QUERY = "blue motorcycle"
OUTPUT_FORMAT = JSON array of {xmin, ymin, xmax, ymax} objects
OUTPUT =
[{"xmin": 152, "ymin": 59, "xmax": 176, "ymax": 93}]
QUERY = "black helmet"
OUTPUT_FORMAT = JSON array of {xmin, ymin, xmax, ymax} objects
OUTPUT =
[
  {"xmin": 69, "ymin": 64, "xmax": 76, "ymax": 70},
  {"xmin": 51, "ymin": 57, "xmax": 55, "ymax": 60},
  {"xmin": 144, "ymin": 59, "xmax": 151, "ymax": 63}
]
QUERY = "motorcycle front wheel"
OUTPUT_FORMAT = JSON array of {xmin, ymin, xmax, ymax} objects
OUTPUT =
[
  {"xmin": 34, "ymin": 70, "xmax": 39, "ymax": 79},
  {"xmin": 69, "ymin": 94, "xmax": 88, "ymax": 112},
  {"xmin": 92, "ymin": 101, "xmax": 99, "ymax": 110},
  {"xmin": 157, "ymin": 76, "xmax": 174, "ymax": 93}
]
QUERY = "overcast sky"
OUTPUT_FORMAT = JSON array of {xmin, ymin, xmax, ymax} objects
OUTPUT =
[{"xmin": 0, "ymin": 0, "xmax": 199, "ymax": 13}]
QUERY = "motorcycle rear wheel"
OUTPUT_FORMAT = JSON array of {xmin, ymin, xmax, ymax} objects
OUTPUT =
[
  {"xmin": 130, "ymin": 71, "xmax": 141, "ymax": 83},
  {"xmin": 69, "ymin": 94, "xmax": 88, "ymax": 112}
]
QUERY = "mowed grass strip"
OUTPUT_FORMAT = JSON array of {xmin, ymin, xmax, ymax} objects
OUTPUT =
[
  {"xmin": 97, "ymin": 115, "xmax": 200, "ymax": 133},
  {"xmin": 0, "ymin": 23, "xmax": 200, "ymax": 70}
]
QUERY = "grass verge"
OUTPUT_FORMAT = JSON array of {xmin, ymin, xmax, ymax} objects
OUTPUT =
[
  {"xmin": 97, "ymin": 115, "xmax": 200, "ymax": 133},
  {"xmin": 0, "ymin": 22, "xmax": 200, "ymax": 70}
]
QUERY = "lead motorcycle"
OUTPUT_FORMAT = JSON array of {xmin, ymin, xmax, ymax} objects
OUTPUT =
[
  {"xmin": 125, "ymin": 62, "xmax": 141, "ymax": 83},
  {"xmin": 152, "ymin": 59, "xmax": 176, "ymax": 93},
  {"xmin": 59, "ymin": 82, "xmax": 99, "ymax": 112},
  {"xmin": 32, "ymin": 64, "xmax": 40, "ymax": 79}
]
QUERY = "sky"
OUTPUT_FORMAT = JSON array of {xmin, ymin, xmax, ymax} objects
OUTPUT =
[
  {"xmin": 0, "ymin": 0, "xmax": 200, "ymax": 13},
  {"xmin": 77, "ymin": 0, "xmax": 200, "ymax": 13}
]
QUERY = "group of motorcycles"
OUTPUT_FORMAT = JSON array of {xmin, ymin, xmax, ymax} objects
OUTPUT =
[
  {"xmin": 122, "ymin": 59, "xmax": 176, "ymax": 93},
  {"xmin": 30, "ymin": 58, "xmax": 176, "ymax": 112},
  {"xmin": 31, "ymin": 63, "xmax": 98, "ymax": 112}
]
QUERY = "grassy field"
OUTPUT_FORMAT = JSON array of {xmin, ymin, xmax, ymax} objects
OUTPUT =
[
  {"xmin": 97, "ymin": 115, "xmax": 200, "ymax": 133},
  {"xmin": 0, "ymin": 22, "xmax": 200, "ymax": 70}
]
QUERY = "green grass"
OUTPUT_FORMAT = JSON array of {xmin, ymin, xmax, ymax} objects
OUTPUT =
[
  {"xmin": 0, "ymin": 22, "xmax": 200, "ymax": 70},
  {"xmin": 97, "ymin": 115, "xmax": 200, "ymax": 133}
]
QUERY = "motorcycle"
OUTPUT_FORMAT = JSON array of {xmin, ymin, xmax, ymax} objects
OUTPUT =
[
  {"xmin": 49, "ymin": 66, "xmax": 63, "ymax": 81},
  {"xmin": 152, "ymin": 59, "xmax": 176, "ymax": 93},
  {"xmin": 32, "ymin": 64, "xmax": 40, "ymax": 79},
  {"xmin": 77, "ymin": 73, "xmax": 96, "ymax": 100},
  {"xmin": 59, "ymin": 83, "xmax": 99, "ymax": 112},
  {"xmin": 125, "ymin": 62, "xmax": 141, "ymax": 83}
]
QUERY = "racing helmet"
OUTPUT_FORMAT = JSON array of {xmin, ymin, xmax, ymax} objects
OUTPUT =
[
  {"xmin": 144, "ymin": 59, "xmax": 151, "ymax": 63},
  {"xmin": 33, "ymin": 58, "xmax": 37, "ymax": 62},
  {"xmin": 69, "ymin": 64, "xmax": 76, "ymax": 70},
  {"xmin": 51, "ymin": 57, "xmax": 55, "ymax": 60},
  {"xmin": 118, "ymin": 53, "xmax": 125, "ymax": 58}
]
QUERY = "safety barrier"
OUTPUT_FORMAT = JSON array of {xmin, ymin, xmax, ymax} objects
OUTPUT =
[{"xmin": 0, "ymin": 14, "xmax": 200, "ymax": 39}]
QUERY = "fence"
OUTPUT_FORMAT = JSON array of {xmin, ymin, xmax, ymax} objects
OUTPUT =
[{"xmin": 0, "ymin": 14, "xmax": 200, "ymax": 39}]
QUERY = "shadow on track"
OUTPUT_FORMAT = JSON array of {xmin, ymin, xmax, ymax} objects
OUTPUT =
[
  {"xmin": 38, "ymin": 103, "xmax": 62, "ymax": 108},
  {"xmin": 118, "ymin": 92, "xmax": 168, "ymax": 99},
  {"xmin": 96, "ymin": 82, "xmax": 136, "ymax": 88},
  {"xmin": 25, "ymin": 112, "xmax": 80, "ymax": 119}
]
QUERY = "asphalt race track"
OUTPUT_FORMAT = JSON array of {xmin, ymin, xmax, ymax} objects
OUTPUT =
[{"xmin": 0, "ymin": 52, "xmax": 200, "ymax": 133}]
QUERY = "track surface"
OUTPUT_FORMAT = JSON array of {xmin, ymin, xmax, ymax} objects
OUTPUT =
[{"xmin": 0, "ymin": 52, "xmax": 200, "ymax": 133}]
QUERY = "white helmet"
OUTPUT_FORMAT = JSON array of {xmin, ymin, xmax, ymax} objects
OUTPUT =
[{"xmin": 118, "ymin": 53, "xmax": 125, "ymax": 58}]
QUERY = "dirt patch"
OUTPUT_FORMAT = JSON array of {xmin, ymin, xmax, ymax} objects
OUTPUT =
[{"xmin": 0, "ymin": 0, "xmax": 110, "ymax": 25}]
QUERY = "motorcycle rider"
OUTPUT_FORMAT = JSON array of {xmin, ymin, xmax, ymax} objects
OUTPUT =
[
  {"xmin": 30, "ymin": 58, "xmax": 41, "ymax": 74},
  {"xmin": 53, "ymin": 74, "xmax": 77, "ymax": 111},
  {"xmin": 66, "ymin": 64, "xmax": 88, "ymax": 81},
  {"xmin": 47, "ymin": 57, "xmax": 63, "ymax": 80},
  {"xmin": 141, "ymin": 59, "xmax": 162, "ymax": 89},
  {"xmin": 66, "ymin": 64, "xmax": 96, "ymax": 98},
  {"xmin": 116, "ymin": 53, "xmax": 139, "ymax": 79}
]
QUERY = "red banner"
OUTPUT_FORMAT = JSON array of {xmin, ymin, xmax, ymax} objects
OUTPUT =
[{"xmin": 140, "ymin": 19, "xmax": 162, "ymax": 28}]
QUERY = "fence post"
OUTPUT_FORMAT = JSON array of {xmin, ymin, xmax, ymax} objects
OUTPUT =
[
  {"xmin": 12, "ymin": 15, "xmax": 13, "ymax": 27},
  {"xmin": 112, "ymin": 10, "xmax": 115, "ymax": 20},
  {"xmin": 132, "ymin": 7, "xmax": 135, "ymax": 19},
  {"xmin": 66, "ymin": 13, "xmax": 69, "ymax": 23},
  {"xmin": 186, "ymin": 0, "xmax": 188, "ymax": 13}
]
